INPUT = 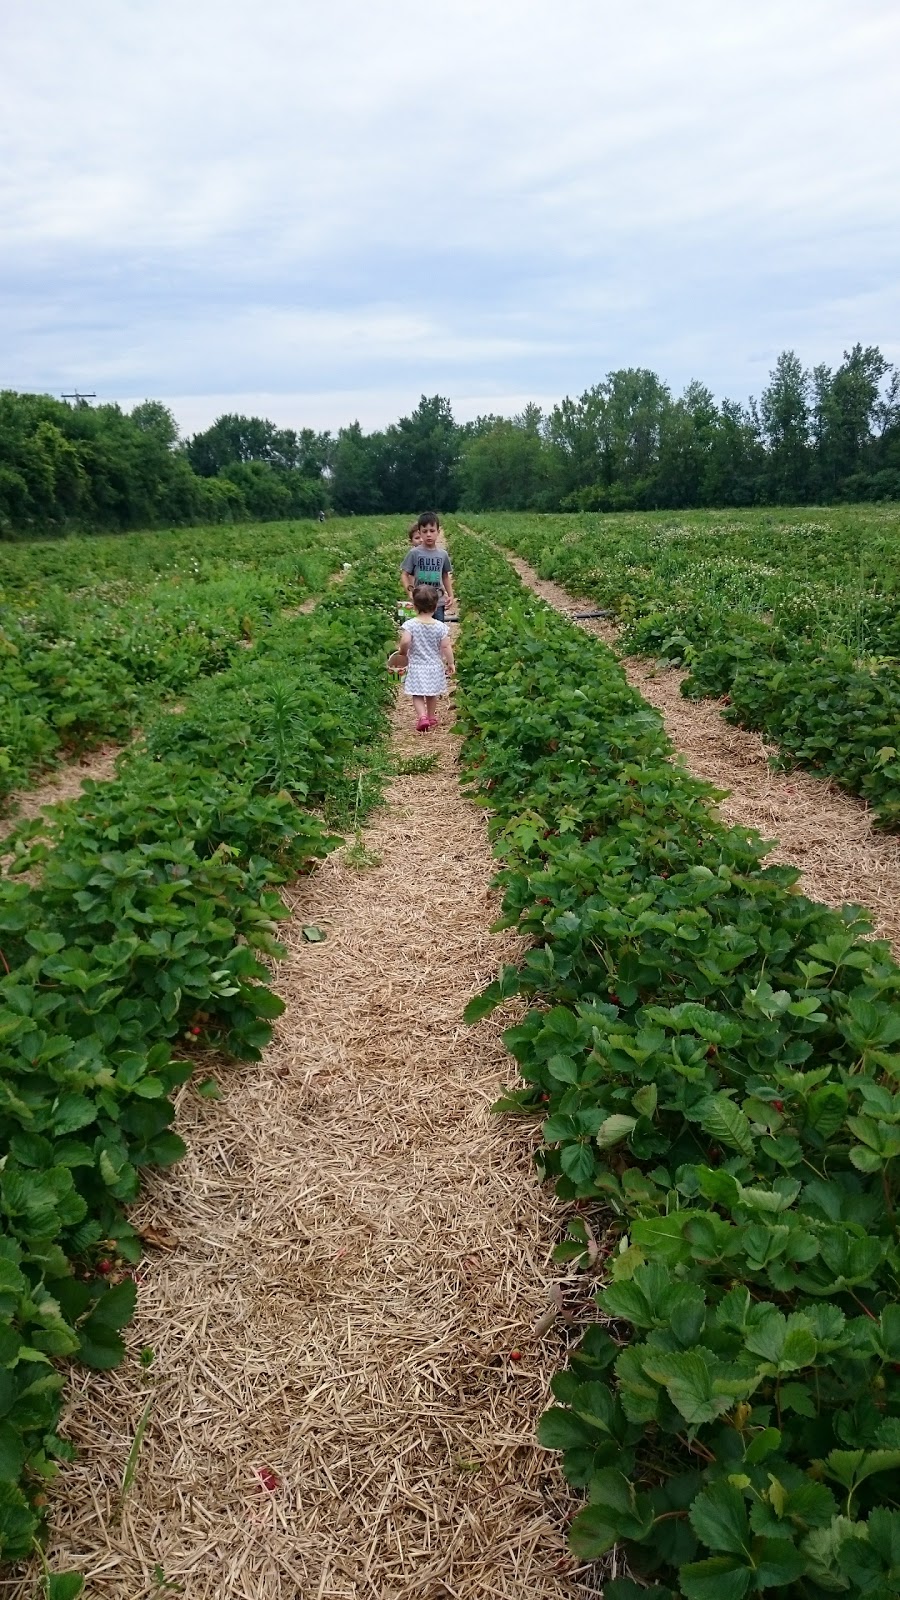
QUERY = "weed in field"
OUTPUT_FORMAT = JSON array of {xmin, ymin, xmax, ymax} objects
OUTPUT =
[
  {"xmin": 343, "ymin": 832, "xmax": 382, "ymax": 870},
  {"xmin": 393, "ymin": 751, "xmax": 440, "ymax": 776}
]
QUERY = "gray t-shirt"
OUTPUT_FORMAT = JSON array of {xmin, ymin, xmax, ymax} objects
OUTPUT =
[{"xmin": 402, "ymin": 547, "xmax": 453, "ymax": 600}]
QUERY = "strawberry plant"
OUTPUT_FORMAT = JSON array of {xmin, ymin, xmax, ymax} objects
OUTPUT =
[{"xmin": 453, "ymin": 529, "xmax": 900, "ymax": 1597}]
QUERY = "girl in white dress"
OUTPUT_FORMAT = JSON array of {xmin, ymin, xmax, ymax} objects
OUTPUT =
[{"xmin": 398, "ymin": 584, "xmax": 455, "ymax": 732}]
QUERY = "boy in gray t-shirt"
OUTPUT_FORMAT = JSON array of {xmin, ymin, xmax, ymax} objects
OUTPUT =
[{"xmin": 401, "ymin": 514, "xmax": 454, "ymax": 621}]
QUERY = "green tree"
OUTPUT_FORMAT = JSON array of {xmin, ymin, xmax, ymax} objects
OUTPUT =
[
  {"xmin": 129, "ymin": 400, "xmax": 180, "ymax": 448},
  {"xmin": 456, "ymin": 407, "xmax": 552, "ymax": 509},
  {"xmin": 759, "ymin": 350, "xmax": 811, "ymax": 501},
  {"xmin": 388, "ymin": 394, "xmax": 460, "ymax": 509},
  {"xmin": 701, "ymin": 398, "xmax": 765, "ymax": 506},
  {"xmin": 811, "ymin": 344, "xmax": 889, "ymax": 497},
  {"xmin": 547, "ymin": 370, "xmax": 672, "ymax": 508},
  {"xmin": 654, "ymin": 381, "xmax": 718, "ymax": 507},
  {"xmin": 185, "ymin": 413, "xmax": 317, "ymax": 476},
  {"xmin": 329, "ymin": 422, "xmax": 389, "ymax": 514}
]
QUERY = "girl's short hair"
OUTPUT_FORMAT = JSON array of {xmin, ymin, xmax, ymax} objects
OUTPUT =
[
  {"xmin": 412, "ymin": 584, "xmax": 439, "ymax": 613},
  {"xmin": 407, "ymin": 521, "xmax": 420, "ymax": 540}
]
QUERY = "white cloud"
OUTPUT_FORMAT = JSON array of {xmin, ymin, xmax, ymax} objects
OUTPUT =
[{"xmin": 2, "ymin": 0, "xmax": 898, "ymax": 426}]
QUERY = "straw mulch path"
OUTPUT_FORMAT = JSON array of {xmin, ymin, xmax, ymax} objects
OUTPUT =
[
  {"xmin": 506, "ymin": 553, "xmax": 900, "ymax": 957},
  {"xmin": 22, "ymin": 694, "xmax": 584, "ymax": 1600},
  {"xmin": 0, "ymin": 743, "xmax": 123, "ymax": 842}
]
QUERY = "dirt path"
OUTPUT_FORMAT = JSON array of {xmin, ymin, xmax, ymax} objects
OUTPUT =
[
  {"xmin": 505, "ymin": 551, "xmax": 900, "ymax": 956},
  {"xmin": 0, "ymin": 742, "xmax": 124, "ymax": 843},
  {"xmin": 27, "ymin": 695, "xmax": 580, "ymax": 1600},
  {"xmin": 291, "ymin": 563, "xmax": 351, "ymax": 616}
]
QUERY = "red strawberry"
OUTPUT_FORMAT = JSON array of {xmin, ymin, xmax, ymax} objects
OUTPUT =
[
  {"xmin": 510, "ymin": 1350, "xmax": 522, "ymax": 1362},
  {"xmin": 256, "ymin": 1466, "xmax": 280, "ymax": 1492},
  {"xmin": 773, "ymin": 1100, "xmax": 784, "ymax": 1113}
]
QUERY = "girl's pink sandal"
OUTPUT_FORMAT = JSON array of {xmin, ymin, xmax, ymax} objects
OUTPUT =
[
  {"xmin": 427, "ymin": 717, "xmax": 439, "ymax": 729},
  {"xmin": 415, "ymin": 717, "xmax": 431, "ymax": 733}
]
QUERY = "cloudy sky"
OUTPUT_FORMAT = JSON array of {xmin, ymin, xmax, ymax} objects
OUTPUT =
[{"xmin": 3, "ymin": 0, "xmax": 898, "ymax": 436}]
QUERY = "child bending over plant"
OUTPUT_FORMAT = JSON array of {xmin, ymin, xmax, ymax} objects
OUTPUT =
[{"xmin": 398, "ymin": 584, "xmax": 455, "ymax": 732}]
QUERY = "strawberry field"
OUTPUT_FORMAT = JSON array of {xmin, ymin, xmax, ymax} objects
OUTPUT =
[
  {"xmin": 3, "ymin": 512, "xmax": 900, "ymax": 1595},
  {"xmin": 452, "ymin": 526, "xmax": 900, "ymax": 1598},
  {"xmin": 465, "ymin": 508, "xmax": 900, "ymax": 827}
]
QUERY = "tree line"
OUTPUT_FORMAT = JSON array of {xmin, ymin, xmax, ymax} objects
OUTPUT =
[{"xmin": 2, "ymin": 344, "xmax": 898, "ymax": 537}]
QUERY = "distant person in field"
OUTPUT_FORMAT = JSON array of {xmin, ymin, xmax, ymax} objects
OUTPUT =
[
  {"xmin": 401, "ymin": 512, "xmax": 454, "ymax": 622},
  {"xmin": 398, "ymin": 583, "xmax": 455, "ymax": 733},
  {"xmin": 318, "ymin": 509, "xmax": 326, "ymax": 523}
]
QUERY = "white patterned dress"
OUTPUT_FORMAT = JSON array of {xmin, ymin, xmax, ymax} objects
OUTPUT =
[{"xmin": 402, "ymin": 618, "xmax": 449, "ymax": 698}]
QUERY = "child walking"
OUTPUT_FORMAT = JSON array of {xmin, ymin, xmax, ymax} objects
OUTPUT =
[
  {"xmin": 399, "ymin": 584, "xmax": 455, "ymax": 732},
  {"xmin": 400, "ymin": 511, "xmax": 454, "ymax": 621}
]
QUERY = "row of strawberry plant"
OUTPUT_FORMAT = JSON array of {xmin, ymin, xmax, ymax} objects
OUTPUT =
[
  {"xmin": 453, "ymin": 530, "xmax": 900, "ymax": 1599},
  {"xmin": 463, "ymin": 513, "xmax": 900, "ymax": 829},
  {"xmin": 631, "ymin": 617, "xmax": 900, "ymax": 831},
  {"xmin": 0, "ymin": 518, "xmax": 389, "ymax": 809},
  {"xmin": 0, "ymin": 560, "xmax": 398, "ymax": 1563}
]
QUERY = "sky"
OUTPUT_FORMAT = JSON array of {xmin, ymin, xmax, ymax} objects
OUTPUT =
[{"xmin": 2, "ymin": 0, "xmax": 899, "ymax": 437}]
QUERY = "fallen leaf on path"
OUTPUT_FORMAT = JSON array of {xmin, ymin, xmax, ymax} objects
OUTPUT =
[{"xmin": 138, "ymin": 1223, "xmax": 180, "ymax": 1252}]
